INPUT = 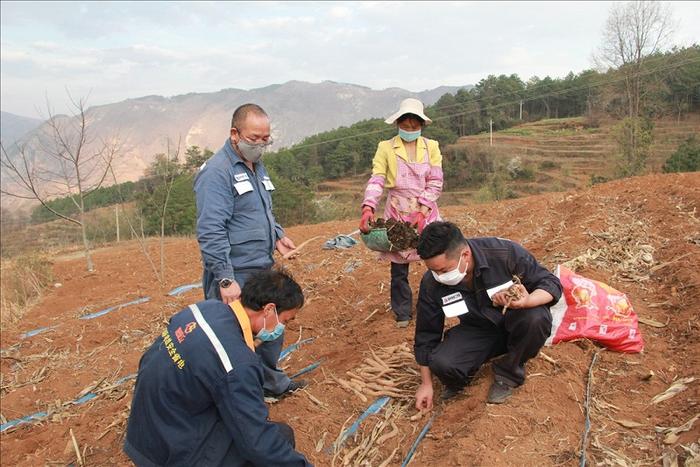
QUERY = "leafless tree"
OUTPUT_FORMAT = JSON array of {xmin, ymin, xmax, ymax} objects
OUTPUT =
[
  {"xmin": 150, "ymin": 139, "xmax": 181, "ymax": 283},
  {"xmin": 597, "ymin": 0, "xmax": 674, "ymax": 119},
  {"xmin": 595, "ymin": 1, "xmax": 675, "ymax": 175},
  {"xmin": 104, "ymin": 138, "xmax": 181, "ymax": 286},
  {"xmin": 0, "ymin": 94, "xmax": 120, "ymax": 271}
]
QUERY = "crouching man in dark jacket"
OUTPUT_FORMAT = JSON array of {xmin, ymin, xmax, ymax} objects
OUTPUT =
[
  {"xmin": 124, "ymin": 269, "xmax": 312, "ymax": 467},
  {"xmin": 413, "ymin": 222, "xmax": 562, "ymax": 408}
]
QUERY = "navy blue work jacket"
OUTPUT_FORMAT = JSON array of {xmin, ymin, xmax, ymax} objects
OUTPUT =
[
  {"xmin": 414, "ymin": 237, "xmax": 563, "ymax": 366},
  {"xmin": 124, "ymin": 299, "xmax": 310, "ymax": 467}
]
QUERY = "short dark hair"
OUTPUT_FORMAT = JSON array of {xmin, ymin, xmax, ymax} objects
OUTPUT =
[
  {"xmin": 241, "ymin": 269, "xmax": 304, "ymax": 312},
  {"xmin": 231, "ymin": 103, "xmax": 268, "ymax": 129},
  {"xmin": 417, "ymin": 221, "xmax": 467, "ymax": 260}
]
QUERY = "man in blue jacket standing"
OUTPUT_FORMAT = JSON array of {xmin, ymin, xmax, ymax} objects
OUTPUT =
[
  {"xmin": 124, "ymin": 270, "xmax": 312, "ymax": 467},
  {"xmin": 194, "ymin": 104, "xmax": 301, "ymax": 397}
]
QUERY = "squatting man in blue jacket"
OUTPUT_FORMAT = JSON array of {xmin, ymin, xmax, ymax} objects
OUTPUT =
[
  {"xmin": 413, "ymin": 222, "xmax": 562, "ymax": 409},
  {"xmin": 194, "ymin": 103, "xmax": 303, "ymax": 398},
  {"xmin": 124, "ymin": 270, "xmax": 312, "ymax": 467}
]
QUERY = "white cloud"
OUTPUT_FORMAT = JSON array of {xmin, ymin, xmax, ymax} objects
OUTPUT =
[
  {"xmin": 129, "ymin": 44, "xmax": 183, "ymax": 60},
  {"xmin": 240, "ymin": 15, "xmax": 316, "ymax": 30},
  {"xmin": 329, "ymin": 5, "xmax": 352, "ymax": 19},
  {"xmin": 500, "ymin": 47, "xmax": 534, "ymax": 68},
  {"xmin": 0, "ymin": 48, "xmax": 31, "ymax": 63},
  {"xmin": 1, "ymin": 1, "xmax": 697, "ymax": 118},
  {"xmin": 30, "ymin": 41, "xmax": 62, "ymax": 51}
]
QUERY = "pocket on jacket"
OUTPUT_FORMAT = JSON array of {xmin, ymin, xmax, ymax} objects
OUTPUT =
[
  {"xmin": 227, "ymin": 228, "xmax": 270, "ymax": 268},
  {"xmin": 227, "ymin": 228, "xmax": 267, "ymax": 246}
]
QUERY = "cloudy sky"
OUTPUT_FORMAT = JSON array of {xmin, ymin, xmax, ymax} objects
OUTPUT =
[{"xmin": 2, "ymin": 1, "xmax": 698, "ymax": 118}]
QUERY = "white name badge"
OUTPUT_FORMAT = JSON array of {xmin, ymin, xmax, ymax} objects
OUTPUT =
[
  {"xmin": 234, "ymin": 180, "xmax": 254, "ymax": 195},
  {"xmin": 234, "ymin": 173, "xmax": 249, "ymax": 182},
  {"xmin": 442, "ymin": 292, "xmax": 462, "ymax": 305},
  {"xmin": 262, "ymin": 179, "xmax": 275, "ymax": 191},
  {"xmin": 487, "ymin": 280, "xmax": 514, "ymax": 299},
  {"xmin": 442, "ymin": 300, "xmax": 469, "ymax": 318}
]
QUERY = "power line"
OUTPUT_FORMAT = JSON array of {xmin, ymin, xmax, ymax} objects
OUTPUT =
[{"xmin": 277, "ymin": 56, "xmax": 700, "ymax": 152}]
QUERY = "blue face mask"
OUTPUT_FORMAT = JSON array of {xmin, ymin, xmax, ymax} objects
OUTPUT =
[
  {"xmin": 398, "ymin": 128, "xmax": 421, "ymax": 142},
  {"xmin": 255, "ymin": 307, "xmax": 285, "ymax": 342}
]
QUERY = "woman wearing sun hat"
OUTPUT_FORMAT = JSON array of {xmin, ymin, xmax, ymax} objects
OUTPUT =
[{"xmin": 359, "ymin": 97, "xmax": 444, "ymax": 328}]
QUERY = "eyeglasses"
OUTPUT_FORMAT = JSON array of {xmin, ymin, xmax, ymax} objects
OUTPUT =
[{"xmin": 233, "ymin": 127, "xmax": 274, "ymax": 147}]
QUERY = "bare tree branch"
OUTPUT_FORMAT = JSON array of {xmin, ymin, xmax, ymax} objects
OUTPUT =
[
  {"xmin": 0, "ymin": 92, "xmax": 122, "ymax": 271},
  {"xmin": 596, "ymin": 0, "xmax": 675, "ymax": 120},
  {"xmin": 1, "ymin": 144, "xmax": 82, "ymax": 225},
  {"xmin": 103, "ymin": 159, "xmax": 162, "ymax": 283}
]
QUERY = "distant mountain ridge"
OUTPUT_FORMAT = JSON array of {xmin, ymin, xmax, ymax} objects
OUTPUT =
[
  {"xmin": 3, "ymin": 81, "xmax": 472, "ymax": 184},
  {"xmin": 0, "ymin": 111, "xmax": 43, "ymax": 146}
]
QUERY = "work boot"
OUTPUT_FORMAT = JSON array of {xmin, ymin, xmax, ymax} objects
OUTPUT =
[
  {"xmin": 440, "ymin": 385, "xmax": 463, "ymax": 401},
  {"xmin": 396, "ymin": 320, "xmax": 410, "ymax": 328},
  {"xmin": 487, "ymin": 379, "xmax": 514, "ymax": 404},
  {"xmin": 285, "ymin": 379, "xmax": 309, "ymax": 393}
]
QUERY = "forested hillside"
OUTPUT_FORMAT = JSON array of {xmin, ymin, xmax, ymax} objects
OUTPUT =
[{"xmin": 12, "ymin": 45, "xmax": 699, "ymax": 252}]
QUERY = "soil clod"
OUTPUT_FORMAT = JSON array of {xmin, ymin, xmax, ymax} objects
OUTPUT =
[{"xmin": 369, "ymin": 218, "xmax": 420, "ymax": 251}]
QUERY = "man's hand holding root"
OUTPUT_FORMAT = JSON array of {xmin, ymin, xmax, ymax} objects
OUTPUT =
[
  {"xmin": 492, "ymin": 284, "xmax": 529, "ymax": 312},
  {"xmin": 275, "ymin": 236, "xmax": 297, "ymax": 258},
  {"xmin": 493, "ymin": 285, "xmax": 555, "ymax": 315}
]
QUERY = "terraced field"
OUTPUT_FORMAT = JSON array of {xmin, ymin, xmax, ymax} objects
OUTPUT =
[{"xmin": 454, "ymin": 115, "xmax": 700, "ymax": 195}]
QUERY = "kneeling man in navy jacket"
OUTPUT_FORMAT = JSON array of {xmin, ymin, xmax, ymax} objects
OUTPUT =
[{"xmin": 124, "ymin": 269, "xmax": 312, "ymax": 466}]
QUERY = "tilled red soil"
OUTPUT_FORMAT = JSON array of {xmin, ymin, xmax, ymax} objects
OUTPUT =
[{"xmin": 1, "ymin": 172, "xmax": 699, "ymax": 466}]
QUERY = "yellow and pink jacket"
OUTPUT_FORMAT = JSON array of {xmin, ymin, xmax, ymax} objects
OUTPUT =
[{"xmin": 362, "ymin": 135, "xmax": 444, "ymax": 261}]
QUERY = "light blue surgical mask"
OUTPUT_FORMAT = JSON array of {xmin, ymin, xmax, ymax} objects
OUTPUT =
[
  {"xmin": 398, "ymin": 128, "xmax": 421, "ymax": 142},
  {"xmin": 256, "ymin": 307, "xmax": 285, "ymax": 342}
]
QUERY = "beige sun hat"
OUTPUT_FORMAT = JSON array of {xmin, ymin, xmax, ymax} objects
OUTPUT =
[{"xmin": 384, "ymin": 98, "xmax": 432, "ymax": 125}]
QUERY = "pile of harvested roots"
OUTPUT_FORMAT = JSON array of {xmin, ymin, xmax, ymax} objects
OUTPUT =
[{"xmin": 332, "ymin": 343, "xmax": 418, "ymax": 402}]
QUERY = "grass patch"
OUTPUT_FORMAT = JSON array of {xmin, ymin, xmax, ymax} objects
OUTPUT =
[
  {"xmin": 539, "ymin": 160, "xmax": 560, "ymax": 170},
  {"xmin": 500, "ymin": 128, "xmax": 534, "ymax": 137},
  {"xmin": 313, "ymin": 194, "xmax": 358, "ymax": 223},
  {"xmin": 0, "ymin": 254, "xmax": 54, "ymax": 325},
  {"xmin": 536, "ymin": 127, "xmax": 601, "ymax": 137}
]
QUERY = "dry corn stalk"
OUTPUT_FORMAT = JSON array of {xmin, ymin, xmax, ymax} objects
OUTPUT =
[
  {"xmin": 651, "ymin": 377, "xmax": 695, "ymax": 404},
  {"xmin": 335, "ymin": 401, "xmax": 406, "ymax": 467}
]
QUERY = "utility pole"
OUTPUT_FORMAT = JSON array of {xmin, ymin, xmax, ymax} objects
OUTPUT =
[
  {"xmin": 519, "ymin": 100, "xmax": 523, "ymax": 120},
  {"xmin": 489, "ymin": 119, "xmax": 493, "ymax": 147},
  {"xmin": 115, "ymin": 204, "xmax": 120, "ymax": 242}
]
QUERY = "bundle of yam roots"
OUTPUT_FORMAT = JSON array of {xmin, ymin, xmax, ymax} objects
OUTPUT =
[
  {"xmin": 332, "ymin": 342, "xmax": 418, "ymax": 402},
  {"xmin": 331, "ymin": 343, "xmax": 421, "ymax": 466}
]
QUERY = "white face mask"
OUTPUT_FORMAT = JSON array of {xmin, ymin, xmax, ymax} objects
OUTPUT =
[{"xmin": 431, "ymin": 254, "xmax": 467, "ymax": 286}]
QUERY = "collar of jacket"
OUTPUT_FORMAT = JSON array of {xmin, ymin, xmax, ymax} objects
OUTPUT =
[
  {"xmin": 390, "ymin": 135, "xmax": 428, "ymax": 162},
  {"xmin": 466, "ymin": 238, "xmax": 491, "ymax": 279},
  {"xmin": 229, "ymin": 300, "xmax": 256, "ymax": 351}
]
